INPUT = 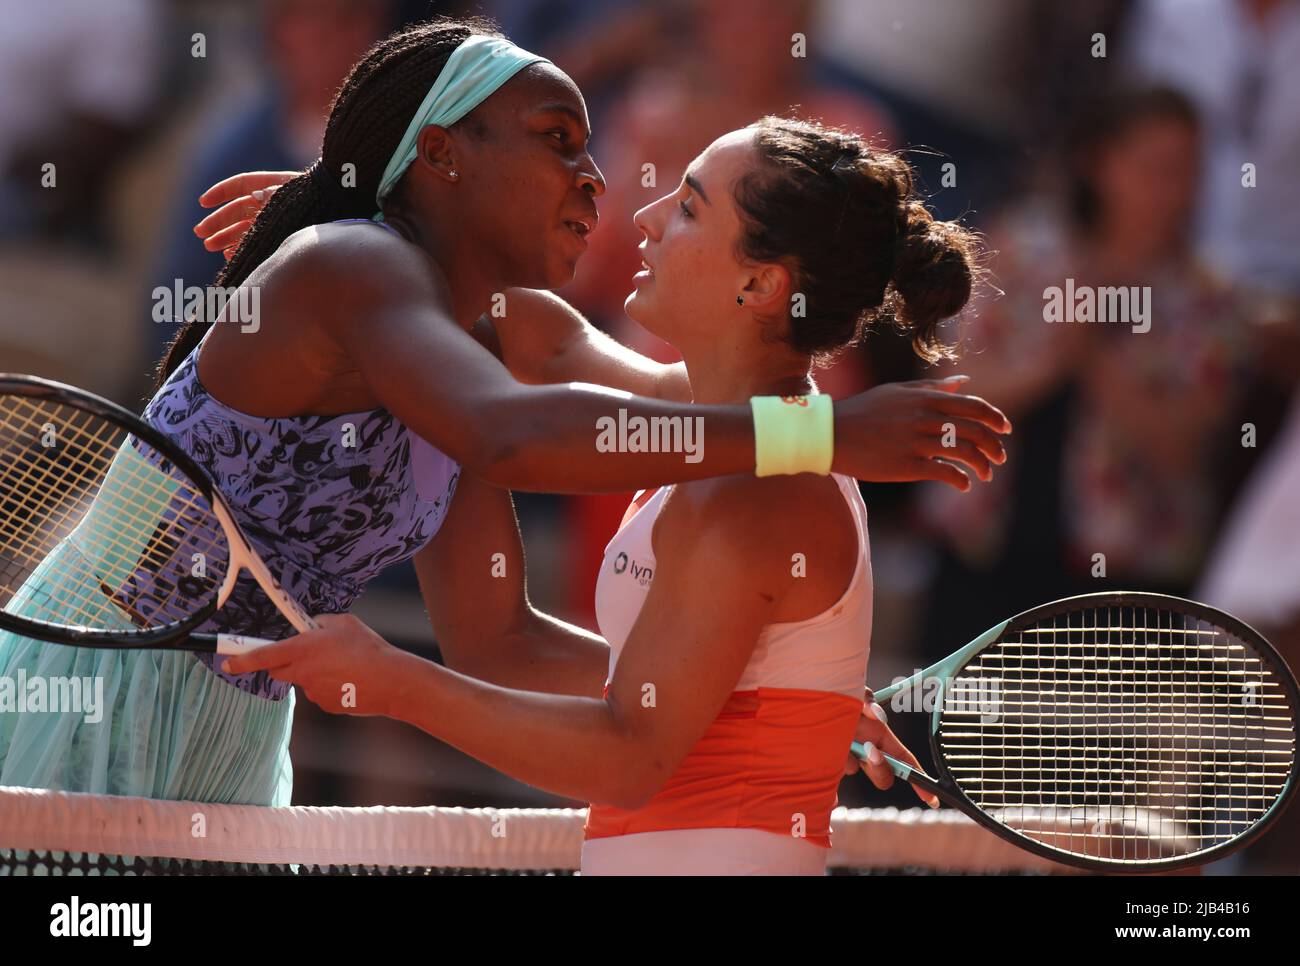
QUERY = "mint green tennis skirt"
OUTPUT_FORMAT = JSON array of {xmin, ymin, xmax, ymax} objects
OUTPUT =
[
  {"xmin": 0, "ymin": 628, "xmax": 294, "ymax": 805},
  {"xmin": 0, "ymin": 539, "xmax": 293, "ymax": 806}
]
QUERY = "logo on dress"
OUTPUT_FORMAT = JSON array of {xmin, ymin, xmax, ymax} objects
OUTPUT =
[{"xmin": 612, "ymin": 551, "xmax": 653, "ymax": 586}]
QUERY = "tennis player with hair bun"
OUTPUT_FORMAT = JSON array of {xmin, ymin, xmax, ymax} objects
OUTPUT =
[
  {"xmin": 0, "ymin": 16, "xmax": 1007, "ymax": 809},
  {"xmin": 228, "ymin": 113, "xmax": 989, "ymax": 874}
]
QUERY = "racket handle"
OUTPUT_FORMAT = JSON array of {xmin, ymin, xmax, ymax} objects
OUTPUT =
[
  {"xmin": 850, "ymin": 743, "xmax": 945, "ymax": 798},
  {"xmin": 204, "ymin": 634, "xmax": 276, "ymax": 655},
  {"xmin": 851, "ymin": 741, "xmax": 913, "ymax": 779}
]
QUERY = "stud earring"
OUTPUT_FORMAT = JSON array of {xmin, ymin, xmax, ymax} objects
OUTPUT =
[
  {"xmin": 736, "ymin": 295, "xmax": 744, "ymax": 305},
  {"xmin": 449, "ymin": 169, "xmax": 459, "ymax": 180}
]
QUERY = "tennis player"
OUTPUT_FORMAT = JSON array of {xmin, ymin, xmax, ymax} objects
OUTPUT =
[
  {"xmin": 226, "ymin": 116, "xmax": 981, "ymax": 873},
  {"xmin": 0, "ymin": 17, "xmax": 1006, "ymax": 808}
]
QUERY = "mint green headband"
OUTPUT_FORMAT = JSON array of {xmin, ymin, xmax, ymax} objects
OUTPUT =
[{"xmin": 373, "ymin": 34, "xmax": 551, "ymax": 219}]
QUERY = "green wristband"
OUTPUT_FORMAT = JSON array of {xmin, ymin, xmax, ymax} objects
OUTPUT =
[{"xmin": 750, "ymin": 394, "xmax": 833, "ymax": 476}]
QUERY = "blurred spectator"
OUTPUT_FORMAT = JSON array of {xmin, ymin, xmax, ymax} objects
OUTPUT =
[
  {"xmin": 1126, "ymin": 0, "xmax": 1300, "ymax": 300},
  {"xmin": 0, "ymin": 0, "xmax": 163, "ymax": 248},
  {"xmin": 146, "ymin": 0, "xmax": 393, "ymax": 368},
  {"xmin": 918, "ymin": 85, "xmax": 1251, "ymax": 664}
]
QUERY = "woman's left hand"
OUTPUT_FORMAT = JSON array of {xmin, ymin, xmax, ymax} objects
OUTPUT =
[
  {"xmin": 193, "ymin": 169, "xmax": 300, "ymax": 258},
  {"xmin": 222, "ymin": 613, "xmax": 407, "ymax": 716}
]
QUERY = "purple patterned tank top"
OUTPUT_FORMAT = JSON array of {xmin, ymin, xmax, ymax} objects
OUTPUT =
[{"xmin": 143, "ymin": 225, "xmax": 460, "ymax": 699}]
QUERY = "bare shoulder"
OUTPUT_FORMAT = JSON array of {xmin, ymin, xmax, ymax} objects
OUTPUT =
[
  {"xmin": 256, "ymin": 221, "xmax": 451, "ymax": 313},
  {"xmin": 649, "ymin": 474, "xmax": 859, "ymax": 619},
  {"xmin": 654, "ymin": 473, "xmax": 857, "ymax": 563}
]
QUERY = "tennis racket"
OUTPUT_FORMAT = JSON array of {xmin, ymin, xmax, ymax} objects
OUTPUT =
[
  {"xmin": 0, "ymin": 374, "xmax": 318, "ymax": 655},
  {"xmin": 854, "ymin": 591, "xmax": 1298, "ymax": 872}
]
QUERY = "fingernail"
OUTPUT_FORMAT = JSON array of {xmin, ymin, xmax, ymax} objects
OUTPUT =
[
  {"xmin": 864, "ymin": 741, "xmax": 883, "ymax": 765},
  {"xmin": 930, "ymin": 796, "xmax": 941, "ymax": 809},
  {"xmin": 870, "ymin": 702, "xmax": 888, "ymax": 723},
  {"xmin": 252, "ymin": 189, "xmax": 266, "ymax": 201}
]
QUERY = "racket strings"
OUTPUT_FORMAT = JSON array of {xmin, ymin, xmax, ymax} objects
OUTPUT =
[
  {"xmin": 0, "ymin": 409, "xmax": 198, "ymax": 593},
  {"xmin": 0, "ymin": 407, "xmax": 115, "ymax": 562},
  {"xmin": 0, "ymin": 446, "xmax": 221, "ymax": 628},
  {"xmin": 937, "ymin": 603, "xmax": 1297, "ymax": 863},
  {"xmin": 1, "ymin": 403, "xmax": 228, "ymax": 624},
  {"xmin": 0, "ymin": 401, "xmax": 182, "ymax": 566},
  {"xmin": 0, "ymin": 410, "xmax": 207, "ymax": 627},
  {"xmin": 0, "ymin": 437, "xmax": 210, "ymax": 587},
  {"xmin": 0, "ymin": 394, "xmax": 229, "ymax": 633}
]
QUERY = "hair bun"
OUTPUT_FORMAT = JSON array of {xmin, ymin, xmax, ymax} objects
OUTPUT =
[{"xmin": 890, "ymin": 201, "xmax": 975, "ymax": 359}]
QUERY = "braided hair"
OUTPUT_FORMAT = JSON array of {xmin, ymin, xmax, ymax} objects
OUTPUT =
[{"xmin": 151, "ymin": 15, "xmax": 503, "ymax": 393}]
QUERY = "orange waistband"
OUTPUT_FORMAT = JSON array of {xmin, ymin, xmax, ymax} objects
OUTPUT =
[{"xmin": 585, "ymin": 687, "xmax": 862, "ymax": 847}]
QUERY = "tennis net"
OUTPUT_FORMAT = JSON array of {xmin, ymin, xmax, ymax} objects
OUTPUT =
[{"xmin": 0, "ymin": 785, "xmax": 1082, "ymax": 875}]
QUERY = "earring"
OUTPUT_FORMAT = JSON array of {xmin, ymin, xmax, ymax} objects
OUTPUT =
[
  {"xmin": 448, "ymin": 169, "xmax": 459, "ymax": 180},
  {"xmin": 736, "ymin": 295, "xmax": 744, "ymax": 305}
]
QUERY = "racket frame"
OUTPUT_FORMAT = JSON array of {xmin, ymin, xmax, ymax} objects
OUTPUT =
[
  {"xmin": 0, "ymin": 373, "xmax": 314, "ymax": 652},
  {"xmin": 854, "ymin": 591, "xmax": 1300, "ymax": 872}
]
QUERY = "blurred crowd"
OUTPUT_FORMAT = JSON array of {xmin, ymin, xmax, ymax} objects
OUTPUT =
[{"xmin": 1, "ymin": 0, "xmax": 1297, "ymax": 871}]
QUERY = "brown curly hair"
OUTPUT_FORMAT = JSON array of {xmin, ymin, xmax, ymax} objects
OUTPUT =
[{"xmin": 734, "ymin": 116, "xmax": 981, "ymax": 363}]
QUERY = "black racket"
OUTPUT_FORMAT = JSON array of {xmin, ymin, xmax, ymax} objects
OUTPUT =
[
  {"xmin": 854, "ymin": 592, "xmax": 1298, "ymax": 872},
  {"xmin": 0, "ymin": 374, "xmax": 317, "ymax": 654}
]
